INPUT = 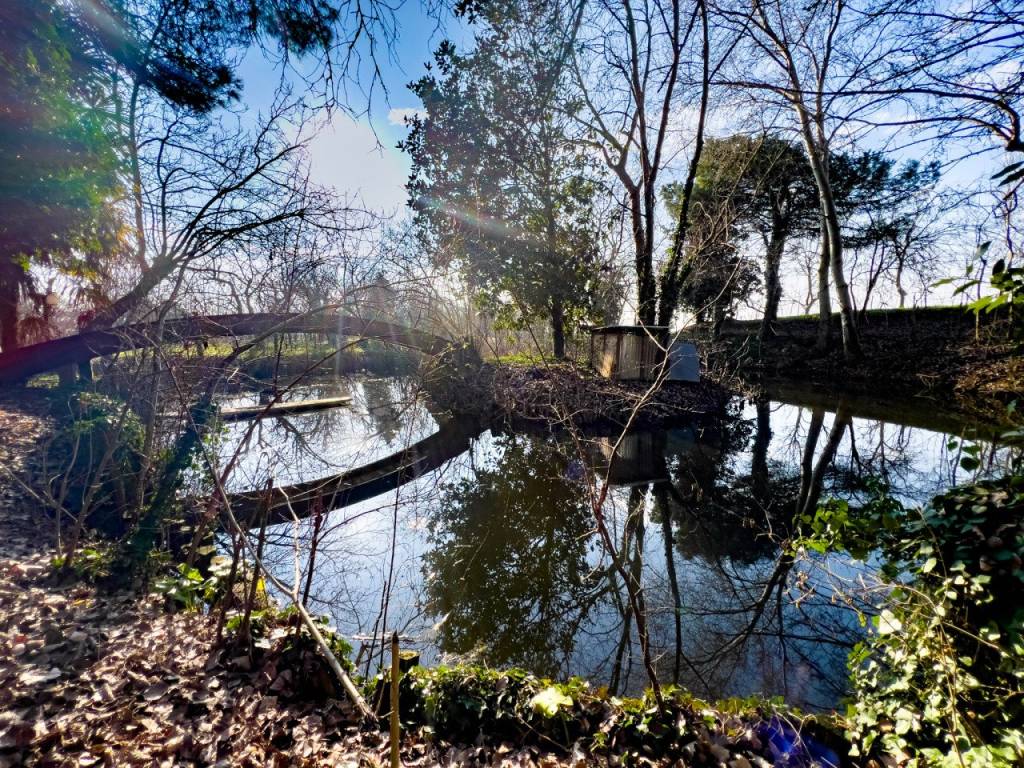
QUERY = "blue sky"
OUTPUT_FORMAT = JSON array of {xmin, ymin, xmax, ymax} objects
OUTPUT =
[
  {"xmin": 238, "ymin": 3, "xmax": 469, "ymax": 215},
  {"xmin": 232, "ymin": 6, "xmax": 1004, "ymax": 221},
  {"xmin": 224, "ymin": 6, "xmax": 1005, "ymax": 315}
]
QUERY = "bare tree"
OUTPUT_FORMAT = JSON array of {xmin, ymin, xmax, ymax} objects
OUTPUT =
[
  {"xmin": 572, "ymin": 0, "xmax": 718, "ymax": 329},
  {"xmin": 713, "ymin": 0, "xmax": 911, "ymax": 357},
  {"xmin": 844, "ymin": 1, "xmax": 1024, "ymax": 157}
]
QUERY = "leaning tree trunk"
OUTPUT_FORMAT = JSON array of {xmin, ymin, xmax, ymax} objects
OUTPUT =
[
  {"xmin": 84, "ymin": 252, "xmax": 176, "ymax": 332},
  {"xmin": 793, "ymin": 104, "xmax": 861, "ymax": 360}
]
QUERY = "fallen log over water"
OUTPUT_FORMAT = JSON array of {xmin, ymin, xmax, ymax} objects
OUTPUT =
[
  {"xmin": 228, "ymin": 417, "xmax": 484, "ymax": 526},
  {"xmin": 0, "ymin": 312, "xmax": 455, "ymax": 384},
  {"xmin": 219, "ymin": 396, "xmax": 353, "ymax": 422}
]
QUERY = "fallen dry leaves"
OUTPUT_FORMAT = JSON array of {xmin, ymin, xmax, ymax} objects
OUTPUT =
[{"xmin": 0, "ymin": 554, "xmax": 618, "ymax": 767}]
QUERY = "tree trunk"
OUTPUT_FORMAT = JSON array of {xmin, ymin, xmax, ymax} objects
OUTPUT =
[
  {"xmin": 636, "ymin": 253, "xmax": 657, "ymax": 327},
  {"xmin": 0, "ymin": 262, "xmax": 22, "ymax": 353},
  {"xmin": 830, "ymin": 240, "xmax": 862, "ymax": 359},
  {"xmin": 816, "ymin": 224, "xmax": 832, "ymax": 352},
  {"xmin": 0, "ymin": 288, "xmax": 18, "ymax": 353},
  {"xmin": 542, "ymin": 185, "xmax": 567, "ymax": 359},
  {"xmin": 84, "ymin": 253, "xmax": 176, "ymax": 331},
  {"xmin": 758, "ymin": 222, "xmax": 786, "ymax": 344},
  {"xmin": 896, "ymin": 258, "xmax": 907, "ymax": 309},
  {"xmin": 656, "ymin": 0, "xmax": 709, "ymax": 330},
  {"xmin": 712, "ymin": 299, "xmax": 727, "ymax": 340},
  {"xmin": 550, "ymin": 298, "xmax": 566, "ymax": 359},
  {"xmin": 793, "ymin": 103, "xmax": 861, "ymax": 359},
  {"xmin": 751, "ymin": 398, "xmax": 771, "ymax": 501},
  {"xmin": 813, "ymin": 176, "xmax": 859, "ymax": 357}
]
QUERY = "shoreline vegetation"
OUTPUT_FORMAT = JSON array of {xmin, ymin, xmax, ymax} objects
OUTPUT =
[{"xmin": 53, "ymin": 303, "xmax": 1012, "ymax": 434}]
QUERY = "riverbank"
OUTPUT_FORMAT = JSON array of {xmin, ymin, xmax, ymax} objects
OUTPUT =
[
  {"xmin": 0, "ymin": 533, "xmax": 839, "ymax": 767},
  {"xmin": 690, "ymin": 307, "xmax": 1022, "ymax": 419},
  {"xmin": 0, "ymin": 557, "xmax": 843, "ymax": 767},
  {"xmin": 0, "ymin": 393, "xmax": 845, "ymax": 767}
]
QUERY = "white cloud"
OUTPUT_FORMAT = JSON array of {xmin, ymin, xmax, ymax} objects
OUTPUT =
[
  {"xmin": 388, "ymin": 107, "xmax": 426, "ymax": 126},
  {"xmin": 306, "ymin": 116, "xmax": 411, "ymax": 215}
]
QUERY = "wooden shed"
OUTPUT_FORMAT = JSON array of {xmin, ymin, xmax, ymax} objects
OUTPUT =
[{"xmin": 588, "ymin": 325, "xmax": 668, "ymax": 382}]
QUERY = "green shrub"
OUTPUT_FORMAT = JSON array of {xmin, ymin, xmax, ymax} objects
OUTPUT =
[
  {"xmin": 153, "ymin": 562, "xmax": 224, "ymax": 611},
  {"xmin": 53, "ymin": 391, "xmax": 145, "ymax": 536},
  {"xmin": 51, "ymin": 545, "xmax": 113, "ymax": 581},
  {"xmin": 389, "ymin": 664, "xmax": 799, "ymax": 762},
  {"xmin": 396, "ymin": 665, "xmax": 587, "ymax": 744},
  {"xmin": 797, "ymin": 477, "xmax": 1024, "ymax": 766}
]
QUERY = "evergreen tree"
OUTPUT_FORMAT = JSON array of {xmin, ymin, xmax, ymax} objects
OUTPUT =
[
  {"xmin": 663, "ymin": 135, "xmax": 939, "ymax": 340},
  {"xmin": 663, "ymin": 135, "xmax": 818, "ymax": 336},
  {"xmin": 402, "ymin": 1, "xmax": 607, "ymax": 358}
]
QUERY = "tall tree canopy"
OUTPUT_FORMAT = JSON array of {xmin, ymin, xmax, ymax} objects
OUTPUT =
[
  {"xmin": 66, "ymin": 0, "xmax": 352, "ymax": 114},
  {"xmin": 402, "ymin": 1, "xmax": 608, "ymax": 358},
  {"xmin": 664, "ymin": 135, "xmax": 819, "ymax": 338},
  {"xmin": 664, "ymin": 134, "xmax": 940, "ymax": 340},
  {"xmin": 661, "ymin": 176, "xmax": 761, "ymax": 331},
  {"xmin": 570, "ymin": 0, "xmax": 714, "ymax": 330}
]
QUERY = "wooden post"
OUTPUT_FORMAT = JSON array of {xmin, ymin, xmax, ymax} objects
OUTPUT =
[
  {"xmin": 57, "ymin": 363, "xmax": 76, "ymax": 388},
  {"xmin": 390, "ymin": 630, "xmax": 400, "ymax": 768}
]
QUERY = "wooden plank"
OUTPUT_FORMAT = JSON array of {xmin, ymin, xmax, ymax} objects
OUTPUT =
[
  {"xmin": 220, "ymin": 396, "xmax": 352, "ymax": 421},
  {"xmin": 601, "ymin": 334, "xmax": 615, "ymax": 377}
]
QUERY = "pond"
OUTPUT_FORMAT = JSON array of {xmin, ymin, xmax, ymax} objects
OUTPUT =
[{"xmin": 216, "ymin": 374, "xmax": 1012, "ymax": 712}]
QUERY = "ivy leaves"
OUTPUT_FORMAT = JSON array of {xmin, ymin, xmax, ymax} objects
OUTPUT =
[{"xmin": 799, "ymin": 476, "xmax": 1024, "ymax": 765}]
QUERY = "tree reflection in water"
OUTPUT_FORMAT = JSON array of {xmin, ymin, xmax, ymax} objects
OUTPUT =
[
  {"xmin": 423, "ymin": 398, "xmax": 873, "ymax": 709},
  {"xmin": 424, "ymin": 434, "xmax": 602, "ymax": 677}
]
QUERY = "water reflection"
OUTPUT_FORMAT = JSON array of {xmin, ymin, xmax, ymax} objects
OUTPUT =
[
  {"xmin": 227, "ymin": 376, "xmax": 1013, "ymax": 711},
  {"xmin": 424, "ymin": 435, "xmax": 599, "ymax": 677},
  {"xmin": 219, "ymin": 377, "xmax": 435, "ymax": 490}
]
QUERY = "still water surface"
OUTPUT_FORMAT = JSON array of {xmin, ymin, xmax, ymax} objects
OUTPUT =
[{"xmin": 217, "ymin": 375, "xmax": 1010, "ymax": 711}]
